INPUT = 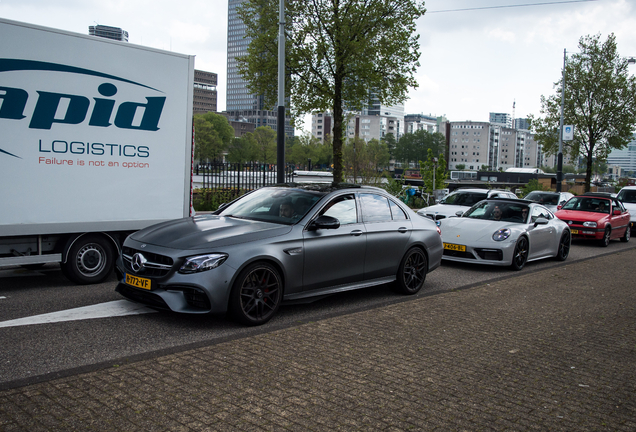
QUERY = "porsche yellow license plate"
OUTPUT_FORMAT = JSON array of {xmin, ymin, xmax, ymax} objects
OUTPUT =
[
  {"xmin": 126, "ymin": 273, "xmax": 151, "ymax": 290},
  {"xmin": 570, "ymin": 229, "xmax": 579, "ymax": 234},
  {"xmin": 444, "ymin": 242, "xmax": 466, "ymax": 252}
]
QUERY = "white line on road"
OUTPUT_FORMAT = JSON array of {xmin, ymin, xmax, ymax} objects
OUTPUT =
[{"xmin": 0, "ymin": 300, "xmax": 157, "ymax": 328}]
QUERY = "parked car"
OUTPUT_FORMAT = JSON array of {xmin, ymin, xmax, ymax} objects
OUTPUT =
[
  {"xmin": 439, "ymin": 198, "xmax": 570, "ymax": 270},
  {"xmin": 616, "ymin": 186, "xmax": 636, "ymax": 234},
  {"xmin": 115, "ymin": 184, "xmax": 443, "ymax": 326},
  {"xmin": 554, "ymin": 192, "xmax": 630, "ymax": 246},
  {"xmin": 417, "ymin": 188, "xmax": 517, "ymax": 222},
  {"xmin": 524, "ymin": 191, "xmax": 574, "ymax": 212}
]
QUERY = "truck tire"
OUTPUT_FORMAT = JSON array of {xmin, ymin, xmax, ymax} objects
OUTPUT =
[{"xmin": 61, "ymin": 235, "xmax": 114, "ymax": 284}]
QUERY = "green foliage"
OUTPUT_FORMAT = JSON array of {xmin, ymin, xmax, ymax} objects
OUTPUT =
[
  {"xmin": 237, "ymin": 0, "xmax": 426, "ymax": 184},
  {"xmin": 532, "ymin": 33, "xmax": 636, "ymax": 192},
  {"xmin": 227, "ymin": 134, "xmax": 259, "ymax": 163},
  {"xmin": 286, "ymin": 134, "xmax": 324, "ymax": 166},
  {"xmin": 193, "ymin": 189, "xmax": 247, "ymax": 212},
  {"xmin": 521, "ymin": 179, "xmax": 546, "ymax": 197},
  {"xmin": 382, "ymin": 174, "xmax": 405, "ymax": 198},
  {"xmin": 419, "ymin": 149, "xmax": 447, "ymax": 195},
  {"xmin": 455, "ymin": 164, "xmax": 466, "ymax": 170},
  {"xmin": 193, "ymin": 113, "xmax": 234, "ymax": 161},
  {"xmin": 343, "ymin": 137, "xmax": 390, "ymax": 185},
  {"xmin": 395, "ymin": 130, "xmax": 446, "ymax": 166},
  {"xmin": 253, "ymin": 126, "xmax": 277, "ymax": 164}
]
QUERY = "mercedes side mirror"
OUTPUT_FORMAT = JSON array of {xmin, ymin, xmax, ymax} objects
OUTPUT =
[{"xmin": 308, "ymin": 215, "xmax": 340, "ymax": 231}]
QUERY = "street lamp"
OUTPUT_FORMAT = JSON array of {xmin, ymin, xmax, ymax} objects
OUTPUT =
[
  {"xmin": 556, "ymin": 49, "xmax": 566, "ymax": 193},
  {"xmin": 276, "ymin": 0, "xmax": 286, "ymax": 183}
]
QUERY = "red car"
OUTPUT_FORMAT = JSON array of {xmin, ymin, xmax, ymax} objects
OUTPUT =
[{"xmin": 555, "ymin": 193, "xmax": 630, "ymax": 246}]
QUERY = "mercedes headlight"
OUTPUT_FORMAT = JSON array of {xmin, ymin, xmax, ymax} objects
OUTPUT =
[
  {"xmin": 583, "ymin": 221, "xmax": 597, "ymax": 228},
  {"xmin": 179, "ymin": 253, "xmax": 228, "ymax": 274},
  {"xmin": 492, "ymin": 228, "xmax": 511, "ymax": 241}
]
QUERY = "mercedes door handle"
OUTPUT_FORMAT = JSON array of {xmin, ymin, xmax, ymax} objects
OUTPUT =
[{"xmin": 350, "ymin": 230, "xmax": 363, "ymax": 236}]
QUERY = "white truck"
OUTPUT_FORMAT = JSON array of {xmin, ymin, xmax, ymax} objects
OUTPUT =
[{"xmin": 0, "ymin": 18, "xmax": 195, "ymax": 284}]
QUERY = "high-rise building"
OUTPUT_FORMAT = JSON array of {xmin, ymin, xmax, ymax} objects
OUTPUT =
[
  {"xmin": 607, "ymin": 135, "xmax": 636, "ymax": 175},
  {"xmin": 404, "ymin": 114, "xmax": 440, "ymax": 134},
  {"xmin": 88, "ymin": 25, "xmax": 128, "ymax": 42},
  {"xmin": 515, "ymin": 118, "xmax": 531, "ymax": 131},
  {"xmin": 225, "ymin": 0, "xmax": 293, "ymax": 136},
  {"xmin": 489, "ymin": 112, "xmax": 512, "ymax": 128},
  {"xmin": 193, "ymin": 70, "xmax": 218, "ymax": 114}
]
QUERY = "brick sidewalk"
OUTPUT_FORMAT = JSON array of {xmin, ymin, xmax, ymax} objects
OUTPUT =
[{"xmin": 1, "ymin": 249, "xmax": 635, "ymax": 431}]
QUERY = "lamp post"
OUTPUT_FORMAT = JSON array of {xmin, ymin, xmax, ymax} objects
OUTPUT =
[
  {"xmin": 556, "ymin": 49, "xmax": 566, "ymax": 193},
  {"xmin": 276, "ymin": 0, "xmax": 286, "ymax": 183}
]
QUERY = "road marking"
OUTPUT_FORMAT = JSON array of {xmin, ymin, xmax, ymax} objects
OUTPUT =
[{"xmin": 0, "ymin": 300, "xmax": 157, "ymax": 328}]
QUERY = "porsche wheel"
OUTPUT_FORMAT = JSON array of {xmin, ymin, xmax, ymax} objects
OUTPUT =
[
  {"xmin": 510, "ymin": 236, "xmax": 528, "ymax": 271},
  {"xmin": 230, "ymin": 262, "xmax": 282, "ymax": 326},
  {"xmin": 555, "ymin": 230, "xmax": 571, "ymax": 261}
]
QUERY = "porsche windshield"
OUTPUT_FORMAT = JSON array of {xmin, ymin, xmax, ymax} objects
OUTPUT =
[
  {"xmin": 463, "ymin": 201, "xmax": 530, "ymax": 223},
  {"xmin": 218, "ymin": 187, "xmax": 324, "ymax": 224}
]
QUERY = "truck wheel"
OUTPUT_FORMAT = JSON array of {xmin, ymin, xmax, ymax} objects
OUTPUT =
[{"xmin": 62, "ymin": 235, "xmax": 114, "ymax": 284}]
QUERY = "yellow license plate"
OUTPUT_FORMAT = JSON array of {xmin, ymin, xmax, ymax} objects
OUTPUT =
[
  {"xmin": 444, "ymin": 242, "xmax": 466, "ymax": 252},
  {"xmin": 126, "ymin": 273, "xmax": 151, "ymax": 290},
  {"xmin": 570, "ymin": 229, "xmax": 579, "ymax": 234}
]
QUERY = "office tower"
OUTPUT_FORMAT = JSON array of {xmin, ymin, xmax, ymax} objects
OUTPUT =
[{"xmin": 88, "ymin": 25, "xmax": 128, "ymax": 42}]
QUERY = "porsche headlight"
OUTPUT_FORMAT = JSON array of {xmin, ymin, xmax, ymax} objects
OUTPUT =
[
  {"xmin": 492, "ymin": 228, "xmax": 511, "ymax": 241},
  {"xmin": 179, "ymin": 253, "xmax": 228, "ymax": 274},
  {"xmin": 583, "ymin": 221, "xmax": 597, "ymax": 228}
]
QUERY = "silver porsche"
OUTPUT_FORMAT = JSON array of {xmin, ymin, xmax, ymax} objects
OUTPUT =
[
  {"xmin": 115, "ymin": 184, "xmax": 443, "ymax": 326},
  {"xmin": 440, "ymin": 198, "xmax": 571, "ymax": 270}
]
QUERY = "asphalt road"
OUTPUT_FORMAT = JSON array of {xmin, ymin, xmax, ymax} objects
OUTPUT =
[{"xmin": 1, "ymin": 238, "xmax": 634, "ymax": 391}]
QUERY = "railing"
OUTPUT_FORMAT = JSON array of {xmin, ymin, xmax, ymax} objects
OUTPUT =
[{"xmin": 193, "ymin": 162, "xmax": 295, "ymax": 192}]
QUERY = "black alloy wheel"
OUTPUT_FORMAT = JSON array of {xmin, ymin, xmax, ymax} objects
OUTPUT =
[
  {"xmin": 555, "ymin": 230, "xmax": 571, "ymax": 261},
  {"xmin": 511, "ymin": 236, "xmax": 529, "ymax": 271},
  {"xmin": 600, "ymin": 227, "xmax": 611, "ymax": 247},
  {"xmin": 230, "ymin": 262, "xmax": 282, "ymax": 326},
  {"xmin": 395, "ymin": 247, "xmax": 427, "ymax": 295},
  {"xmin": 620, "ymin": 226, "xmax": 630, "ymax": 243}
]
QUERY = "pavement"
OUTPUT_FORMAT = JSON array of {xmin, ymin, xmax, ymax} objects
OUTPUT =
[{"xmin": 1, "ymin": 249, "xmax": 635, "ymax": 431}]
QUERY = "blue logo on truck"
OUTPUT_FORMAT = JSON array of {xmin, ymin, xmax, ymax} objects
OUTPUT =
[{"xmin": 1, "ymin": 59, "xmax": 167, "ymax": 158}]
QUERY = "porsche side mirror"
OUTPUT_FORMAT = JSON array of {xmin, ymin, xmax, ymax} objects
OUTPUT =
[
  {"xmin": 308, "ymin": 215, "xmax": 340, "ymax": 231},
  {"xmin": 534, "ymin": 217, "xmax": 549, "ymax": 226}
]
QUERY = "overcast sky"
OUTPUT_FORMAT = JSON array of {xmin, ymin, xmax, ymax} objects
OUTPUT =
[{"xmin": 2, "ymin": 0, "xmax": 635, "ymax": 132}]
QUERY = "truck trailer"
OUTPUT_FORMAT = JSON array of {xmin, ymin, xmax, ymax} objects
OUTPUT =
[{"xmin": 0, "ymin": 18, "xmax": 195, "ymax": 284}]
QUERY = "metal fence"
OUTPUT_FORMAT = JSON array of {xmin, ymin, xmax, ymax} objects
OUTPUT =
[{"xmin": 193, "ymin": 162, "xmax": 295, "ymax": 192}]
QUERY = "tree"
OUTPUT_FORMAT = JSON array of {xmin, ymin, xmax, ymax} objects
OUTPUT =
[
  {"xmin": 287, "ymin": 134, "xmax": 323, "ymax": 167},
  {"xmin": 237, "ymin": 0, "xmax": 426, "ymax": 184},
  {"xmin": 227, "ymin": 134, "xmax": 259, "ymax": 163},
  {"xmin": 521, "ymin": 179, "xmax": 546, "ymax": 197},
  {"xmin": 253, "ymin": 126, "xmax": 277, "ymax": 163},
  {"xmin": 343, "ymin": 137, "xmax": 389, "ymax": 184},
  {"xmin": 532, "ymin": 33, "xmax": 636, "ymax": 192},
  {"xmin": 193, "ymin": 113, "xmax": 235, "ymax": 161},
  {"xmin": 395, "ymin": 130, "xmax": 445, "ymax": 167},
  {"xmin": 419, "ymin": 149, "xmax": 447, "ymax": 196}
]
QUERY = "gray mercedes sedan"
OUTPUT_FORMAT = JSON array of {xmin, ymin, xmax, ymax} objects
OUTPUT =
[{"xmin": 115, "ymin": 183, "xmax": 443, "ymax": 326}]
